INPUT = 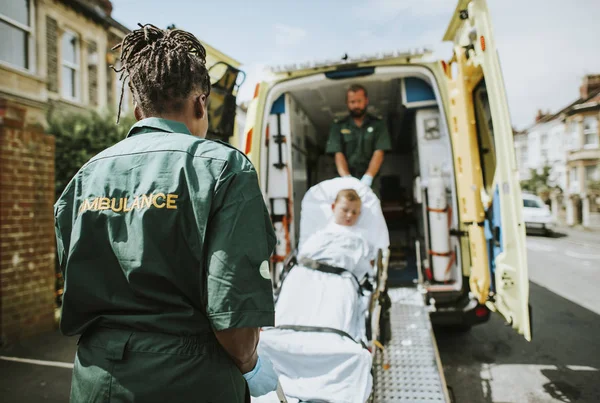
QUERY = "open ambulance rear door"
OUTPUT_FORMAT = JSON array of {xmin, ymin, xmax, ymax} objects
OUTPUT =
[
  {"xmin": 242, "ymin": 82, "xmax": 294, "ymax": 286},
  {"xmin": 443, "ymin": 0, "xmax": 532, "ymax": 341}
]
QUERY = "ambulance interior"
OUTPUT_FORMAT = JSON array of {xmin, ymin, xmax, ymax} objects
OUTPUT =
[{"xmin": 262, "ymin": 69, "xmax": 464, "ymax": 293}]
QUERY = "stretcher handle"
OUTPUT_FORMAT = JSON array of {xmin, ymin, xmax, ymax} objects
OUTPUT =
[{"xmin": 276, "ymin": 380, "xmax": 288, "ymax": 403}]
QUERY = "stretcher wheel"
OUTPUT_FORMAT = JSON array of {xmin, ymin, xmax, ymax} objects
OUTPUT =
[{"xmin": 377, "ymin": 289, "xmax": 392, "ymax": 346}]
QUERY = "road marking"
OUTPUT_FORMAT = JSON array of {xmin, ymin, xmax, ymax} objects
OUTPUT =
[
  {"xmin": 566, "ymin": 240, "xmax": 599, "ymax": 248},
  {"xmin": 527, "ymin": 239, "xmax": 600, "ymax": 260},
  {"xmin": 0, "ymin": 355, "xmax": 74, "ymax": 369},
  {"xmin": 526, "ymin": 241, "xmax": 556, "ymax": 253},
  {"xmin": 565, "ymin": 250, "xmax": 600, "ymax": 260}
]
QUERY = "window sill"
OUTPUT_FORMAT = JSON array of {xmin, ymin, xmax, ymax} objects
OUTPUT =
[
  {"xmin": 0, "ymin": 61, "xmax": 46, "ymax": 83},
  {"xmin": 57, "ymin": 95, "xmax": 87, "ymax": 109}
]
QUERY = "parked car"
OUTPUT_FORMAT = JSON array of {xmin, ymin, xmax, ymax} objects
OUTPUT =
[{"xmin": 522, "ymin": 193, "xmax": 556, "ymax": 236}]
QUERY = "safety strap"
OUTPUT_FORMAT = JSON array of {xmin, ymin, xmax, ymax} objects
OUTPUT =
[
  {"xmin": 274, "ymin": 325, "xmax": 368, "ymax": 350},
  {"xmin": 426, "ymin": 206, "xmax": 449, "ymax": 213},
  {"xmin": 297, "ymin": 257, "xmax": 372, "ymax": 295},
  {"xmin": 428, "ymin": 250, "xmax": 452, "ymax": 257},
  {"xmin": 426, "ymin": 250, "xmax": 457, "ymax": 283}
]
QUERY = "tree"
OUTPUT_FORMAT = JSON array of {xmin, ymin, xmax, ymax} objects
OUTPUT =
[
  {"xmin": 520, "ymin": 164, "xmax": 562, "ymax": 201},
  {"xmin": 49, "ymin": 107, "xmax": 135, "ymax": 306},
  {"xmin": 48, "ymin": 108, "xmax": 136, "ymax": 201},
  {"xmin": 588, "ymin": 179, "xmax": 600, "ymax": 196}
]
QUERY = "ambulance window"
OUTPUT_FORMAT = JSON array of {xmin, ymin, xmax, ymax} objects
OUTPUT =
[{"xmin": 473, "ymin": 79, "xmax": 497, "ymax": 192}]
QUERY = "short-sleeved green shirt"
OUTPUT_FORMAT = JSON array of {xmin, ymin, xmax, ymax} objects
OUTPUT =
[
  {"xmin": 54, "ymin": 118, "xmax": 276, "ymax": 336},
  {"xmin": 325, "ymin": 113, "xmax": 392, "ymax": 177}
]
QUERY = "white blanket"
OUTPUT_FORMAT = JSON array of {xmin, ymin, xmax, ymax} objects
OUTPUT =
[
  {"xmin": 298, "ymin": 221, "xmax": 377, "ymax": 281},
  {"xmin": 252, "ymin": 329, "xmax": 373, "ymax": 403},
  {"xmin": 251, "ymin": 226, "xmax": 375, "ymax": 402},
  {"xmin": 275, "ymin": 266, "xmax": 370, "ymax": 343}
]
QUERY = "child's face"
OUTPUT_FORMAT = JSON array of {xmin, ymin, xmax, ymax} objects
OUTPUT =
[{"xmin": 332, "ymin": 197, "xmax": 361, "ymax": 226}]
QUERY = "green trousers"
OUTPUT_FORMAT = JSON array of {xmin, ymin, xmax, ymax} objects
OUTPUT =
[{"xmin": 71, "ymin": 327, "xmax": 249, "ymax": 403}]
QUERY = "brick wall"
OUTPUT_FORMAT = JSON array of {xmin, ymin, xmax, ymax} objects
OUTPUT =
[{"xmin": 0, "ymin": 116, "xmax": 56, "ymax": 345}]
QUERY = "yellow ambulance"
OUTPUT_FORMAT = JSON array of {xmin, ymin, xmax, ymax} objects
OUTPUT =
[{"xmin": 242, "ymin": 0, "xmax": 531, "ymax": 347}]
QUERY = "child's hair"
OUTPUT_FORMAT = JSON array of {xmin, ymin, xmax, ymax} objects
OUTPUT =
[{"xmin": 335, "ymin": 189, "xmax": 361, "ymax": 204}]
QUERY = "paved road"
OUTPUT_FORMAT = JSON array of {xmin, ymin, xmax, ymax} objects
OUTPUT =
[
  {"xmin": 527, "ymin": 230, "xmax": 600, "ymax": 316},
  {"xmin": 436, "ymin": 230, "xmax": 600, "ymax": 403},
  {"xmin": 1, "ymin": 229, "xmax": 598, "ymax": 403},
  {"xmin": 0, "ymin": 332, "xmax": 76, "ymax": 403}
]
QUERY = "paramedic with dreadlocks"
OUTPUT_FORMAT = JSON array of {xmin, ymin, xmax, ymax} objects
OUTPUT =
[{"xmin": 53, "ymin": 24, "xmax": 279, "ymax": 402}]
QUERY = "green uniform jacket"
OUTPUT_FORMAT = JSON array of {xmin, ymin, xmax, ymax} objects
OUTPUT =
[
  {"xmin": 54, "ymin": 118, "xmax": 276, "ymax": 402},
  {"xmin": 325, "ymin": 113, "xmax": 392, "ymax": 178}
]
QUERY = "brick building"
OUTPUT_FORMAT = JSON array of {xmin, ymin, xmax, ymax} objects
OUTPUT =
[
  {"xmin": 0, "ymin": 0, "xmax": 242, "ymax": 344},
  {"xmin": 564, "ymin": 75, "xmax": 600, "ymax": 227},
  {"xmin": 0, "ymin": 0, "xmax": 242, "ymax": 128},
  {"xmin": 0, "ymin": 0, "xmax": 131, "ymax": 127},
  {"xmin": 517, "ymin": 74, "xmax": 600, "ymax": 228}
]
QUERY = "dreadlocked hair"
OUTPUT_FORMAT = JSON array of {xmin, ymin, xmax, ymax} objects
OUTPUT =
[{"xmin": 111, "ymin": 23, "xmax": 211, "ymax": 123}]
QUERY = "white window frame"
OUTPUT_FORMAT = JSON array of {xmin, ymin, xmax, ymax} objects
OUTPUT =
[
  {"xmin": 520, "ymin": 145, "xmax": 528, "ymax": 168},
  {"xmin": 585, "ymin": 165, "xmax": 598, "ymax": 182},
  {"xmin": 0, "ymin": 0, "xmax": 36, "ymax": 73},
  {"xmin": 569, "ymin": 167, "xmax": 579, "ymax": 193},
  {"xmin": 583, "ymin": 116, "xmax": 598, "ymax": 149},
  {"xmin": 61, "ymin": 28, "xmax": 81, "ymax": 102}
]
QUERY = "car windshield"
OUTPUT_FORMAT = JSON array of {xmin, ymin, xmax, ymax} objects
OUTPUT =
[{"xmin": 523, "ymin": 198, "xmax": 544, "ymax": 208}]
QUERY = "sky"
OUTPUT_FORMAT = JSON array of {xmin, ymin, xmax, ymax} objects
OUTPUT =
[{"xmin": 111, "ymin": 0, "xmax": 600, "ymax": 130}]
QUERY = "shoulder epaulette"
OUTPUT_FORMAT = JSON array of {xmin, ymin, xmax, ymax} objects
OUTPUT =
[
  {"xmin": 334, "ymin": 115, "xmax": 351, "ymax": 124},
  {"xmin": 213, "ymin": 139, "xmax": 254, "ymax": 165}
]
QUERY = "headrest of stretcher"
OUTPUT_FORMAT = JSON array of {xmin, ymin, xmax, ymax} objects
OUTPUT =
[{"xmin": 298, "ymin": 177, "xmax": 390, "ymax": 252}]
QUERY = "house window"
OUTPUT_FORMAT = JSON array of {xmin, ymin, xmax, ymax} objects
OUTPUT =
[
  {"xmin": 569, "ymin": 167, "xmax": 579, "ymax": 191},
  {"xmin": 521, "ymin": 145, "xmax": 528, "ymax": 168},
  {"xmin": 539, "ymin": 133, "xmax": 549, "ymax": 162},
  {"xmin": 566, "ymin": 120, "xmax": 578, "ymax": 150},
  {"xmin": 61, "ymin": 30, "xmax": 80, "ymax": 100},
  {"xmin": 583, "ymin": 116, "xmax": 598, "ymax": 147},
  {"xmin": 0, "ymin": 0, "xmax": 33, "ymax": 70},
  {"xmin": 586, "ymin": 165, "xmax": 599, "ymax": 182}
]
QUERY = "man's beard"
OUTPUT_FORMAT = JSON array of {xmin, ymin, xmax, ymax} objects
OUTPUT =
[{"xmin": 349, "ymin": 108, "xmax": 366, "ymax": 118}]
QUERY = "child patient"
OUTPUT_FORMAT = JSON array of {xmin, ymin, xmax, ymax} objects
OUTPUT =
[
  {"xmin": 275, "ymin": 188, "xmax": 376, "ymax": 343},
  {"xmin": 297, "ymin": 188, "xmax": 376, "ymax": 282}
]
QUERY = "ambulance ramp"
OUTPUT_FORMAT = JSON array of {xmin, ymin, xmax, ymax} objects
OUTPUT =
[{"xmin": 372, "ymin": 287, "xmax": 450, "ymax": 402}]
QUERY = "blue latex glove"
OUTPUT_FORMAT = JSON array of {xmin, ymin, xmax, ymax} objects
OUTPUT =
[
  {"xmin": 243, "ymin": 356, "xmax": 279, "ymax": 397},
  {"xmin": 361, "ymin": 174, "xmax": 373, "ymax": 187}
]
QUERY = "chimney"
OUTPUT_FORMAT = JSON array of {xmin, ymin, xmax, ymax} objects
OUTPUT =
[
  {"xmin": 580, "ymin": 74, "xmax": 600, "ymax": 99},
  {"xmin": 535, "ymin": 109, "xmax": 545, "ymax": 122},
  {"xmin": 535, "ymin": 109, "xmax": 553, "ymax": 123},
  {"xmin": 86, "ymin": 0, "xmax": 112, "ymax": 16}
]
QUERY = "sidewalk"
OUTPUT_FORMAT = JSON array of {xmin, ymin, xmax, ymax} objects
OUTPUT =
[
  {"xmin": 0, "ymin": 330, "xmax": 77, "ymax": 402},
  {"xmin": 553, "ymin": 224, "xmax": 599, "ymax": 247}
]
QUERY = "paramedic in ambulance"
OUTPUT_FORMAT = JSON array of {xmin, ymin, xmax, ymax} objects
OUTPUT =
[
  {"xmin": 53, "ymin": 24, "xmax": 279, "ymax": 402},
  {"xmin": 325, "ymin": 84, "xmax": 393, "ymax": 190}
]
